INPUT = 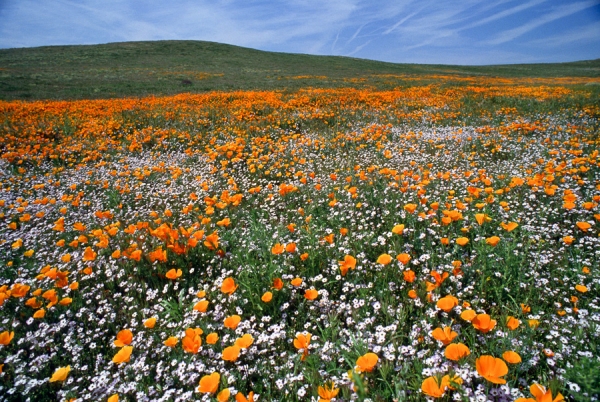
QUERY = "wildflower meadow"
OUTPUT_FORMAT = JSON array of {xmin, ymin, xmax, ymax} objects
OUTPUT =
[{"xmin": 0, "ymin": 74, "xmax": 599, "ymax": 401}]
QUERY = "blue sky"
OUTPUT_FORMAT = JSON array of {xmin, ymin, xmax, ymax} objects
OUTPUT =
[{"xmin": 0, "ymin": 0, "xmax": 599, "ymax": 65}]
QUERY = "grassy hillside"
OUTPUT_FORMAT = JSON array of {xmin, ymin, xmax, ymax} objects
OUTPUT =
[{"xmin": 1, "ymin": 40, "xmax": 599, "ymax": 100}]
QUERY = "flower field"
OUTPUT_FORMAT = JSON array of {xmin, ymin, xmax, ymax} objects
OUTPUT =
[{"xmin": 0, "ymin": 77, "xmax": 599, "ymax": 401}]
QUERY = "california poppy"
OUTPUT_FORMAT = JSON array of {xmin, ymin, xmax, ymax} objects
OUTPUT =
[
  {"xmin": 376, "ymin": 254, "xmax": 392, "ymax": 265},
  {"xmin": 206, "ymin": 333, "xmax": 219, "ymax": 345},
  {"xmin": 392, "ymin": 224, "xmax": 404, "ymax": 234},
  {"xmin": 485, "ymin": 236, "xmax": 500, "ymax": 246},
  {"xmin": 460, "ymin": 309, "xmax": 476, "ymax": 321},
  {"xmin": 476, "ymin": 355, "xmax": 508, "ymax": 384},
  {"xmin": 304, "ymin": 289, "xmax": 318, "ymax": 300},
  {"xmin": 217, "ymin": 389, "xmax": 231, "ymax": 402},
  {"xmin": 221, "ymin": 277, "xmax": 237, "ymax": 295},
  {"xmin": 431, "ymin": 327, "xmax": 457, "ymax": 345},
  {"xmin": 397, "ymin": 253, "xmax": 411, "ymax": 265},
  {"xmin": 224, "ymin": 315, "xmax": 241, "ymax": 330},
  {"xmin": 235, "ymin": 391, "xmax": 254, "ymax": 402},
  {"xmin": 421, "ymin": 375, "xmax": 447, "ymax": 398},
  {"xmin": 455, "ymin": 237, "xmax": 469, "ymax": 246},
  {"xmin": 194, "ymin": 299, "xmax": 209, "ymax": 313},
  {"xmin": 113, "ymin": 346, "xmax": 133, "ymax": 364},
  {"xmin": 338, "ymin": 255, "xmax": 356, "ymax": 276},
  {"xmin": 445, "ymin": 343, "xmax": 470, "ymax": 361},
  {"xmin": 165, "ymin": 269, "xmax": 182, "ymax": 280},
  {"xmin": 82, "ymin": 247, "xmax": 97, "ymax": 261},
  {"xmin": 157, "ymin": 333, "xmax": 176, "ymax": 347},
  {"xmin": 318, "ymin": 382, "xmax": 340, "ymax": 402},
  {"xmin": 576, "ymin": 222, "xmax": 591, "ymax": 232},
  {"xmin": 49, "ymin": 365, "xmax": 70, "ymax": 382},
  {"xmin": 472, "ymin": 314, "xmax": 496, "ymax": 333},
  {"xmin": 0, "ymin": 331, "xmax": 14, "ymax": 345},
  {"xmin": 506, "ymin": 316, "xmax": 520, "ymax": 330},
  {"xmin": 198, "ymin": 372, "xmax": 220, "ymax": 394},
  {"xmin": 235, "ymin": 334, "xmax": 253, "ymax": 349},
  {"xmin": 222, "ymin": 345, "xmax": 241, "ymax": 362},
  {"xmin": 114, "ymin": 329, "xmax": 133, "ymax": 347},
  {"xmin": 294, "ymin": 333, "xmax": 311, "ymax": 360},
  {"xmin": 403, "ymin": 270, "xmax": 416, "ymax": 283},
  {"xmin": 515, "ymin": 383, "xmax": 565, "ymax": 402},
  {"xmin": 501, "ymin": 222, "xmax": 518, "ymax": 231},
  {"xmin": 436, "ymin": 295, "xmax": 459, "ymax": 312},
  {"xmin": 271, "ymin": 243, "xmax": 285, "ymax": 255},
  {"xmin": 502, "ymin": 351, "xmax": 522, "ymax": 364},
  {"xmin": 355, "ymin": 352, "xmax": 378, "ymax": 373},
  {"xmin": 261, "ymin": 291, "xmax": 273, "ymax": 302}
]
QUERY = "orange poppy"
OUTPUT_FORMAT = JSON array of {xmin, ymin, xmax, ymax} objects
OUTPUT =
[
  {"xmin": 318, "ymin": 382, "xmax": 340, "ymax": 401},
  {"xmin": 144, "ymin": 317, "xmax": 156, "ymax": 329},
  {"xmin": 421, "ymin": 376, "xmax": 447, "ymax": 398},
  {"xmin": 404, "ymin": 203, "xmax": 417, "ymax": 213},
  {"xmin": 472, "ymin": 314, "xmax": 496, "ymax": 333},
  {"xmin": 235, "ymin": 391, "xmax": 255, "ymax": 402},
  {"xmin": 355, "ymin": 352, "xmax": 378, "ymax": 373},
  {"xmin": 261, "ymin": 291, "xmax": 273, "ymax": 302},
  {"xmin": 304, "ymin": 289, "xmax": 318, "ymax": 300},
  {"xmin": 502, "ymin": 351, "xmax": 522, "ymax": 364},
  {"xmin": 485, "ymin": 236, "xmax": 500, "ymax": 246},
  {"xmin": 165, "ymin": 268, "xmax": 182, "ymax": 280},
  {"xmin": 198, "ymin": 372, "xmax": 220, "ymax": 394},
  {"xmin": 338, "ymin": 255, "xmax": 356, "ymax": 276},
  {"xmin": 460, "ymin": 309, "xmax": 476, "ymax": 321},
  {"xmin": 194, "ymin": 300, "xmax": 209, "ymax": 312},
  {"xmin": 221, "ymin": 277, "xmax": 238, "ymax": 295},
  {"xmin": 506, "ymin": 316, "xmax": 520, "ymax": 330},
  {"xmin": 271, "ymin": 243, "xmax": 285, "ymax": 255},
  {"xmin": 82, "ymin": 247, "xmax": 97, "ymax": 261},
  {"xmin": 235, "ymin": 334, "xmax": 253, "ymax": 349},
  {"xmin": 204, "ymin": 232, "xmax": 219, "ymax": 250},
  {"xmin": 113, "ymin": 346, "xmax": 133, "ymax": 364},
  {"xmin": 182, "ymin": 328, "xmax": 202, "ymax": 354},
  {"xmin": 224, "ymin": 315, "xmax": 241, "ymax": 330},
  {"xmin": 515, "ymin": 383, "xmax": 565, "ymax": 402},
  {"xmin": 455, "ymin": 237, "xmax": 469, "ymax": 246},
  {"xmin": 397, "ymin": 253, "xmax": 411, "ymax": 265},
  {"xmin": 294, "ymin": 333, "xmax": 311, "ymax": 360},
  {"xmin": 206, "ymin": 333, "xmax": 219, "ymax": 345},
  {"xmin": 0, "ymin": 331, "xmax": 14, "ymax": 345},
  {"xmin": 445, "ymin": 343, "xmax": 471, "ymax": 361},
  {"xmin": 114, "ymin": 329, "xmax": 133, "ymax": 347},
  {"xmin": 431, "ymin": 327, "xmax": 457, "ymax": 345},
  {"xmin": 476, "ymin": 355, "xmax": 508, "ymax": 384},
  {"xmin": 49, "ymin": 365, "xmax": 71, "ymax": 382},
  {"xmin": 501, "ymin": 222, "xmax": 519, "ymax": 231},
  {"xmin": 403, "ymin": 270, "xmax": 416, "ymax": 283},
  {"xmin": 217, "ymin": 389, "xmax": 230, "ymax": 402},
  {"xmin": 576, "ymin": 221, "xmax": 591, "ymax": 232},
  {"xmin": 392, "ymin": 224, "xmax": 405, "ymax": 234},
  {"xmin": 163, "ymin": 337, "xmax": 178, "ymax": 347},
  {"xmin": 272, "ymin": 277, "xmax": 284, "ymax": 290},
  {"xmin": 376, "ymin": 254, "xmax": 392, "ymax": 265},
  {"xmin": 222, "ymin": 345, "xmax": 241, "ymax": 362},
  {"xmin": 436, "ymin": 295, "xmax": 459, "ymax": 312}
]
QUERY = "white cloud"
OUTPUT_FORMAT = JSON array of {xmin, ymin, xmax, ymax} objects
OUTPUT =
[{"xmin": 487, "ymin": 0, "xmax": 599, "ymax": 45}]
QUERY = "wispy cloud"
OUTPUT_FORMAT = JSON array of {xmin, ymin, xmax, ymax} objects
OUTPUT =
[
  {"xmin": 0, "ymin": 0, "xmax": 598, "ymax": 65},
  {"xmin": 487, "ymin": 0, "xmax": 599, "ymax": 45},
  {"xmin": 527, "ymin": 21, "xmax": 600, "ymax": 47}
]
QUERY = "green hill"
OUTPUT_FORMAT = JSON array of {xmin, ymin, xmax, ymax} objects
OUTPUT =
[{"xmin": 0, "ymin": 40, "xmax": 599, "ymax": 100}]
